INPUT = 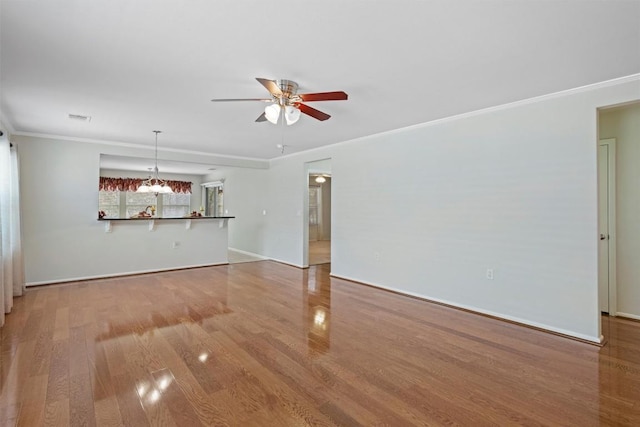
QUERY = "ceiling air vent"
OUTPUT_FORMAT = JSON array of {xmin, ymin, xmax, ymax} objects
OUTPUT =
[{"xmin": 68, "ymin": 113, "xmax": 91, "ymax": 122}]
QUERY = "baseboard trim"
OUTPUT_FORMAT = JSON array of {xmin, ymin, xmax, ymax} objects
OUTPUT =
[
  {"xmin": 616, "ymin": 312, "xmax": 640, "ymax": 321},
  {"xmin": 267, "ymin": 257, "xmax": 305, "ymax": 269},
  {"xmin": 25, "ymin": 262, "xmax": 228, "ymax": 287},
  {"xmin": 330, "ymin": 273, "xmax": 602, "ymax": 346},
  {"xmin": 226, "ymin": 248, "xmax": 315, "ymax": 271},
  {"xmin": 228, "ymin": 247, "xmax": 269, "ymax": 260}
]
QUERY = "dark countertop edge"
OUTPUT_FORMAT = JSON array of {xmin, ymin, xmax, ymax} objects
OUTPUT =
[{"xmin": 98, "ymin": 216, "xmax": 235, "ymax": 221}]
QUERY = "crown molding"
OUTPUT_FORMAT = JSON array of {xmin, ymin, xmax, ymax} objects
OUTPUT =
[
  {"xmin": 270, "ymin": 73, "xmax": 640, "ymax": 163},
  {"xmin": 12, "ymin": 131, "xmax": 270, "ymax": 167}
]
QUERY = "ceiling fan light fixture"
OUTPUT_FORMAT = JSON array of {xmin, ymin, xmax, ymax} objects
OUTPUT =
[
  {"xmin": 212, "ymin": 78, "xmax": 348, "ymax": 124},
  {"xmin": 264, "ymin": 104, "xmax": 281, "ymax": 124},
  {"xmin": 284, "ymin": 105, "xmax": 300, "ymax": 125}
]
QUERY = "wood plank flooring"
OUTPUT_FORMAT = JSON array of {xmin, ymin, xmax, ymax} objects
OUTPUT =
[
  {"xmin": 1, "ymin": 261, "xmax": 639, "ymax": 426},
  {"xmin": 309, "ymin": 240, "xmax": 331, "ymax": 265}
]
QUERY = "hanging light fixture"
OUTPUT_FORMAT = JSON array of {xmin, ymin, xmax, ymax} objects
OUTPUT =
[
  {"xmin": 264, "ymin": 104, "xmax": 281, "ymax": 124},
  {"xmin": 137, "ymin": 130, "xmax": 173, "ymax": 194},
  {"xmin": 284, "ymin": 105, "xmax": 301, "ymax": 125},
  {"xmin": 264, "ymin": 103, "xmax": 301, "ymax": 126}
]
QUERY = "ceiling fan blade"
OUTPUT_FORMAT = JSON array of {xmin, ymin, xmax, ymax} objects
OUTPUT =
[
  {"xmin": 211, "ymin": 98, "xmax": 272, "ymax": 102},
  {"xmin": 256, "ymin": 78, "xmax": 283, "ymax": 96},
  {"xmin": 255, "ymin": 112, "xmax": 267, "ymax": 122},
  {"xmin": 299, "ymin": 91, "xmax": 348, "ymax": 102},
  {"xmin": 298, "ymin": 103, "xmax": 331, "ymax": 121}
]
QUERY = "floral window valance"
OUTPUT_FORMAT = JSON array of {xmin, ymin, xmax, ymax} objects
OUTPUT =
[{"xmin": 99, "ymin": 177, "xmax": 193, "ymax": 194}]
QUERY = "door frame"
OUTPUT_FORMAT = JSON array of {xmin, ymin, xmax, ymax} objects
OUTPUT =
[{"xmin": 599, "ymin": 138, "xmax": 617, "ymax": 316}]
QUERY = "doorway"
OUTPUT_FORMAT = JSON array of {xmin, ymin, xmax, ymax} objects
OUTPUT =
[
  {"xmin": 305, "ymin": 159, "xmax": 332, "ymax": 266},
  {"xmin": 201, "ymin": 180, "xmax": 224, "ymax": 217},
  {"xmin": 599, "ymin": 101, "xmax": 640, "ymax": 326}
]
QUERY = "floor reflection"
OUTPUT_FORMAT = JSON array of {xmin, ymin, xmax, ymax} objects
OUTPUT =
[
  {"xmin": 598, "ymin": 315, "xmax": 640, "ymax": 423},
  {"xmin": 137, "ymin": 369, "xmax": 173, "ymax": 405},
  {"xmin": 303, "ymin": 265, "xmax": 331, "ymax": 356},
  {"xmin": 94, "ymin": 278, "xmax": 231, "ymax": 342},
  {"xmin": 90, "ymin": 272, "xmax": 232, "ymax": 414}
]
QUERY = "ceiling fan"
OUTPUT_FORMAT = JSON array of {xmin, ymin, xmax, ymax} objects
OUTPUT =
[{"xmin": 211, "ymin": 78, "xmax": 348, "ymax": 125}]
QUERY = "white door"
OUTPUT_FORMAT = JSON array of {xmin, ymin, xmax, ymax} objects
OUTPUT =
[{"xmin": 598, "ymin": 143, "xmax": 610, "ymax": 313}]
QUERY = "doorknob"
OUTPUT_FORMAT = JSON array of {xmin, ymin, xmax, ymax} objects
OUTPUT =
[{"xmin": 600, "ymin": 234, "xmax": 606, "ymax": 240}]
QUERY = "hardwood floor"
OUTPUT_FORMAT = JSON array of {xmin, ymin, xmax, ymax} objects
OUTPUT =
[
  {"xmin": 309, "ymin": 240, "xmax": 330, "ymax": 265},
  {"xmin": 1, "ymin": 262, "xmax": 639, "ymax": 426}
]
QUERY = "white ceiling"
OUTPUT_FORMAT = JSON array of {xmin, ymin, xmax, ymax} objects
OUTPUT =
[{"xmin": 1, "ymin": 0, "xmax": 639, "ymax": 160}]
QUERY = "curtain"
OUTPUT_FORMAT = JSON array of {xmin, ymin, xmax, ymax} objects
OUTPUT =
[
  {"xmin": 0, "ymin": 137, "xmax": 25, "ymax": 327},
  {"xmin": 99, "ymin": 177, "xmax": 193, "ymax": 194},
  {"xmin": 10, "ymin": 149, "xmax": 25, "ymax": 298}
]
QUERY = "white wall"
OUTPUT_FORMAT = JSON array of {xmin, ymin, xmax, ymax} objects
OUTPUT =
[
  {"xmin": 599, "ymin": 102, "xmax": 640, "ymax": 319},
  {"xmin": 15, "ymin": 135, "xmax": 266, "ymax": 285},
  {"xmin": 203, "ymin": 167, "xmax": 268, "ymax": 255},
  {"xmin": 258, "ymin": 77, "xmax": 640, "ymax": 342}
]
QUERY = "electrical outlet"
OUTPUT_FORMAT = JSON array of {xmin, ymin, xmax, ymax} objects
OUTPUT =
[
  {"xmin": 172, "ymin": 241, "xmax": 180, "ymax": 249},
  {"xmin": 486, "ymin": 268, "xmax": 494, "ymax": 280},
  {"xmin": 374, "ymin": 252, "xmax": 380, "ymax": 261}
]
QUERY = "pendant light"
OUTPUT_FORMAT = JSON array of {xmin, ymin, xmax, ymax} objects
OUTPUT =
[{"xmin": 137, "ymin": 130, "xmax": 173, "ymax": 194}]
